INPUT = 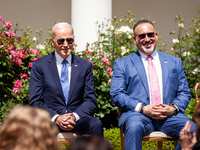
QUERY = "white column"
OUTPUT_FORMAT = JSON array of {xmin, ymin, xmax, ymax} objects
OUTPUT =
[{"xmin": 72, "ymin": 0, "xmax": 112, "ymax": 52}]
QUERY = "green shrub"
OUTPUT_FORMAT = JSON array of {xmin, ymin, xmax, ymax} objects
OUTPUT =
[{"xmin": 104, "ymin": 128, "xmax": 121, "ymax": 150}]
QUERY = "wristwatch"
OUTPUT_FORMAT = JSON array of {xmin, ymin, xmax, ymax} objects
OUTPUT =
[
  {"xmin": 171, "ymin": 104, "xmax": 178, "ymax": 115},
  {"xmin": 140, "ymin": 105, "xmax": 144, "ymax": 114}
]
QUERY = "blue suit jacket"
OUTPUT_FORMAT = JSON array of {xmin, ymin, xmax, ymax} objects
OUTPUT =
[
  {"xmin": 110, "ymin": 50, "xmax": 191, "ymax": 126},
  {"xmin": 29, "ymin": 51, "xmax": 97, "ymax": 118}
]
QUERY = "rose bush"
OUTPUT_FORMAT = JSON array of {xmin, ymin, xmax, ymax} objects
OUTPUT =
[
  {"xmin": 170, "ymin": 5, "xmax": 200, "ymax": 119},
  {"xmin": 0, "ymin": 17, "xmax": 53, "ymax": 123}
]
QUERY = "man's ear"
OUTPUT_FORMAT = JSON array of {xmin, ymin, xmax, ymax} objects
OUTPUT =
[
  {"xmin": 133, "ymin": 36, "xmax": 137, "ymax": 44},
  {"xmin": 155, "ymin": 32, "xmax": 158, "ymax": 41},
  {"xmin": 51, "ymin": 37, "xmax": 55, "ymax": 47}
]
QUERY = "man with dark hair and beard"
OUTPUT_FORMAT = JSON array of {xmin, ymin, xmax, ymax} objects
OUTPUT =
[{"xmin": 110, "ymin": 19, "xmax": 196, "ymax": 150}]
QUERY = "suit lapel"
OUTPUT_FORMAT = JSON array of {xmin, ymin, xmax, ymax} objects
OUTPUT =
[
  {"xmin": 68, "ymin": 54, "xmax": 79, "ymax": 103},
  {"xmin": 47, "ymin": 52, "xmax": 66, "ymax": 103},
  {"xmin": 158, "ymin": 51, "xmax": 169, "ymax": 103},
  {"xmin": 130, "ymin": 51, "xmax": 150, "ymax": 97}
]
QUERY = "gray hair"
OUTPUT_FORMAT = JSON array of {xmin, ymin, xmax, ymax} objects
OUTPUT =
[{"xmin": 51, "ymin": 22, "xmax": 74, "ymax": 37}]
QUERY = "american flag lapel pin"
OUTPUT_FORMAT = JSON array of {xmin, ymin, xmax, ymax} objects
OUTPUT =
[
  {"xmin": 164, "ymin": 61, "xmax": 167, "ymax": 64},
  {"xmin": 75, "ymin": 65, "xmax": 78, "ymax": 67}
]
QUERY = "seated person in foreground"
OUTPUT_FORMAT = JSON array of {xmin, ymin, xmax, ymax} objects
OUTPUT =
[
  {"xmin": 0, "ymin": 105, "xmax": 58, "ymax": 150},
  {"xmin": 110, "ymin": 19, "xmax": 196, "ymax": 150},
  {"xmin": 180, "ymin": 102, "xmax": 200, "ymax": 150},
  {"xmin": 29, "ymin": 22, "xmax": 103, "ymax": 136},
  {"xmin": 68, "ymin": 136, "xmax": 113, "ymax": 150}
]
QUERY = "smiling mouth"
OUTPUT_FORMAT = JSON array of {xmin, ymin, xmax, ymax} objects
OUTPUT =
[{"xmin": 142, "ymin": 40, "xmax": 154, "ymax": 47}]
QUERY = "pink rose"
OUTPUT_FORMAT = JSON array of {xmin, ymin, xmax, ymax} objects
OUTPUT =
[
  {"xmin": 33, "ymin": 57, "xmax": 38, "ymax": 61},
  {"xmin": 108, "ymin": 66, "xmax": 112, "ymax": 72},
  {"xmin": 31, "ymin": 49, "xmax": 40, "ymax": 55},
  {"xmin": 87, "ymin": 59, "xmax": 93, "ymax": 63},
  {"xmin": 0, "ymin": 16, "xmax": 2, "ymax": 23},
  {"xmin": 15, "ymin": 59, "xmax": 22, "ymax": 66},
  {"xmin": 102, "ymin": 57, "xmax": 109, "ymax": 65},
  {"xmin": 21, "ymin": 73, "xmax": 28, "ymax": 79},
  {"xmin": 13, "ymin": 87, "xmax": 20, "ymax": 95},
  {"xmin": 9, "ymin": 47, "xmax": 12, "ymax": 51},
  {"xmin": 14, "ymin": 79, "xmax": 22, "ymax": 88},
  {"xmin": 86, "ymin": 51, "xmax": 92, "ymax": 55},
  {"xmin": 10, "ymin": 50, "xmax": 18, "ymax": 57},
  {"xmin": 28, "ymin": 62, "xmax": 32, "ymax": 68},
  {"xmin": 18, "ymin": 51, "xmax": 24, "ymax": 59},
  {"xmin": 4, "ymin": 30, "xmax": 15, "ymax": 37},
  {"xmin": 4, "ymin": 21, "xmax": 12, "ymax": 30}
]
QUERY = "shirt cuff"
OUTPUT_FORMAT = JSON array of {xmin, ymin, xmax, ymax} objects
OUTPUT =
[
  {"xmin": 135, "ymin": 102, "xmax": 143, "ymax": 112},
  {"xmin": 51, "ymin": 114, "xmax": 60, "ymax": 123},
  {"xmin": 73, "ymin": 112, "xmax": 80, "ymax": 122}
]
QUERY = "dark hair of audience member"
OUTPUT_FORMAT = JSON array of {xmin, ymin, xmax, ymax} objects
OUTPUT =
[
  {"xmin": 0, "ymin": 105, "xmax": 58, "ymax": 150},
  {"xmin": 68, "ymin": 136, "xmax": 113, "ymax": 150},
  {"xmin": 193, "ymin": 102, "xmax": 200, "ymax": 140}
]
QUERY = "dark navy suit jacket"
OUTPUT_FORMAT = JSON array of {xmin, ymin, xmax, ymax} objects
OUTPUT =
[{"xmin": 29, "ymin": 51, "xmax": 97, "ymax": 118}]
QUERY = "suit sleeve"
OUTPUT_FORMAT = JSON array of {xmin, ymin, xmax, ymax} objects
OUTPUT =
[
  {"xmin": 171, "ymin": 59, "xmax": 191, "ymax": 112},
  {"xmin": 29, "ymin": 62, "xmax": 58, "ymax": 117},
  {"xmin": 73, "ymin": 62, "xmax": 97, "ymax": 117},
  {"xmin": 110, "ymin": 60, "xmax": 139, "ymax": 112}
]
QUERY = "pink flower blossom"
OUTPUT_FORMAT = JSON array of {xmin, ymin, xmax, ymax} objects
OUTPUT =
[
  {"xmin": 4, "ymin": 21, "xmax": 12, "ymax": 30},
  {"xmin": 102, "ymin": 57, "xmax": 109, "ymax": 65},
  {"xmin": 31, "ymin": 49, "xmax": 40, "ymax": 55},
  {"xmin": 28, "ymin": 62, "xmax": 32, "ymax": 68},
  {"xmin": 0, "ymin": 16, "xmax": 2, "ymax": 23},
  {"xmin": 13, "ymin": 87, "xmax": 20, "ymax": 95},
  {"xmin": 87, "ymin": 59, "xmax": 93, "ymax": 63},
  {"xmin": 10, "ymin": 50, "xmax": 18, "ymax": 57},
  {"xmin": 33, "ymin": 57, "xmax": 38, "ymax": 61},
  {"xmin": 86, "ymin": 51, "xmax": 92, "ymax": 55},
  {"xmin": 2, "ymin": 32, "xmax": 4, "ymax": 36},
  {"xmin": 18, "ymin": 51, "xmax": 24, "ymax": 59},
  {"xmin": 108, "ymin": 66, "xmax": 112, "ymax": 72},
  {"xmin": 9, "ymin": 47, "xmax": 12, "ymax": 51},
  {"xmin": 4, "ymin": 30, "xmax": 15, "ymax": 37},
  {"xmin": 15, "ymin": 59, "xmax": 22, "ymax": 66},
  {"xmin": 21, "ymin": 73, "xmax": 28, "ymax": 79},
  {"xmin": 14, "ymin": 79, "xmax": 22, "ymax": 88}
]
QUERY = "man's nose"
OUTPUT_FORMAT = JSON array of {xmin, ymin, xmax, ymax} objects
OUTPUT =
[
  {"xmin": 63, "ymin": 40, "xmax": 69, "ymax": 47},
  {"xmin": 144, "ymin": 34, "xmax": 150, "ymax": 41}
]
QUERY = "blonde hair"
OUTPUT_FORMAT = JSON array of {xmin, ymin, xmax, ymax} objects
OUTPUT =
[{"xmin": 0, "ymin": 105, "xmax": 58, "ymax": 150}]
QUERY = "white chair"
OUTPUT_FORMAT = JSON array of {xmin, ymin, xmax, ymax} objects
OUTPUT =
[{"xmin": 57, "ymin": 132, "xmax": 77, "ymax": 143}]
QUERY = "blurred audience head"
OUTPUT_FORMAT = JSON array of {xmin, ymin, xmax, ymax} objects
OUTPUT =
[
  {"xmin": 68, "ymin": 136, "xmax": 113, "ymax": 150},
  {"xmin": 0, "ymin": 105, "xmax": 58, "ymax": 150}
]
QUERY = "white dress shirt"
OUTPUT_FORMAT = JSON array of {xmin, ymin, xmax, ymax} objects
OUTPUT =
[
  {"xmin": 51, "ymin": 51, "xmax": 80, "ymax": 122},
  {"xmin": 135, "ymin": 49, "xmax": 163, "ymax": 111}
]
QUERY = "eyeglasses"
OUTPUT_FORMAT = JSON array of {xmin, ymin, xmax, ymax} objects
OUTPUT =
[
  {"xmin": 136, "ymin": 32, "xmax": 155, "ymax": 39},
  {"xmin": 55, "ymin": 38, "xmax": 74, "ymax": 45}
]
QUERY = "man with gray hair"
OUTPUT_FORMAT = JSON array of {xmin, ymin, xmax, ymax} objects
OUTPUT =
[{"xmin": 29, "ymin": 22, "xmax": 103, "ymax": 136}]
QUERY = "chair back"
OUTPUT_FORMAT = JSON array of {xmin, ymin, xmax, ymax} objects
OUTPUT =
[{"xmin": 194, "ymin": 83, "xmax": 200, "ymax": 104}]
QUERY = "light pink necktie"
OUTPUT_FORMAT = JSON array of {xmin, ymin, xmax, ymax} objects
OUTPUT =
[{"xmin": 147, "ymin": 55, "xmax": 161, "ymax": 104}]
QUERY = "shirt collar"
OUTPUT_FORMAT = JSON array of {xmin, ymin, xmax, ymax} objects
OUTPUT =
[
  {"xmin": 55, "ymin": 50, "xmax": 71, "ymax": 65},
  {"xmin": 138, "ymin": 49, "xmax": 159, "ymax": 61}
]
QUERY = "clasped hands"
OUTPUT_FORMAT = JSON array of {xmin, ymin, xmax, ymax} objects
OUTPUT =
[
  {"xmin": 55, "ymin": 113, "xmax": 76, "ymax": 131},
  {"xmin": 142, "ymin": 104, "xmax": 175, "ymax": 120}
]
